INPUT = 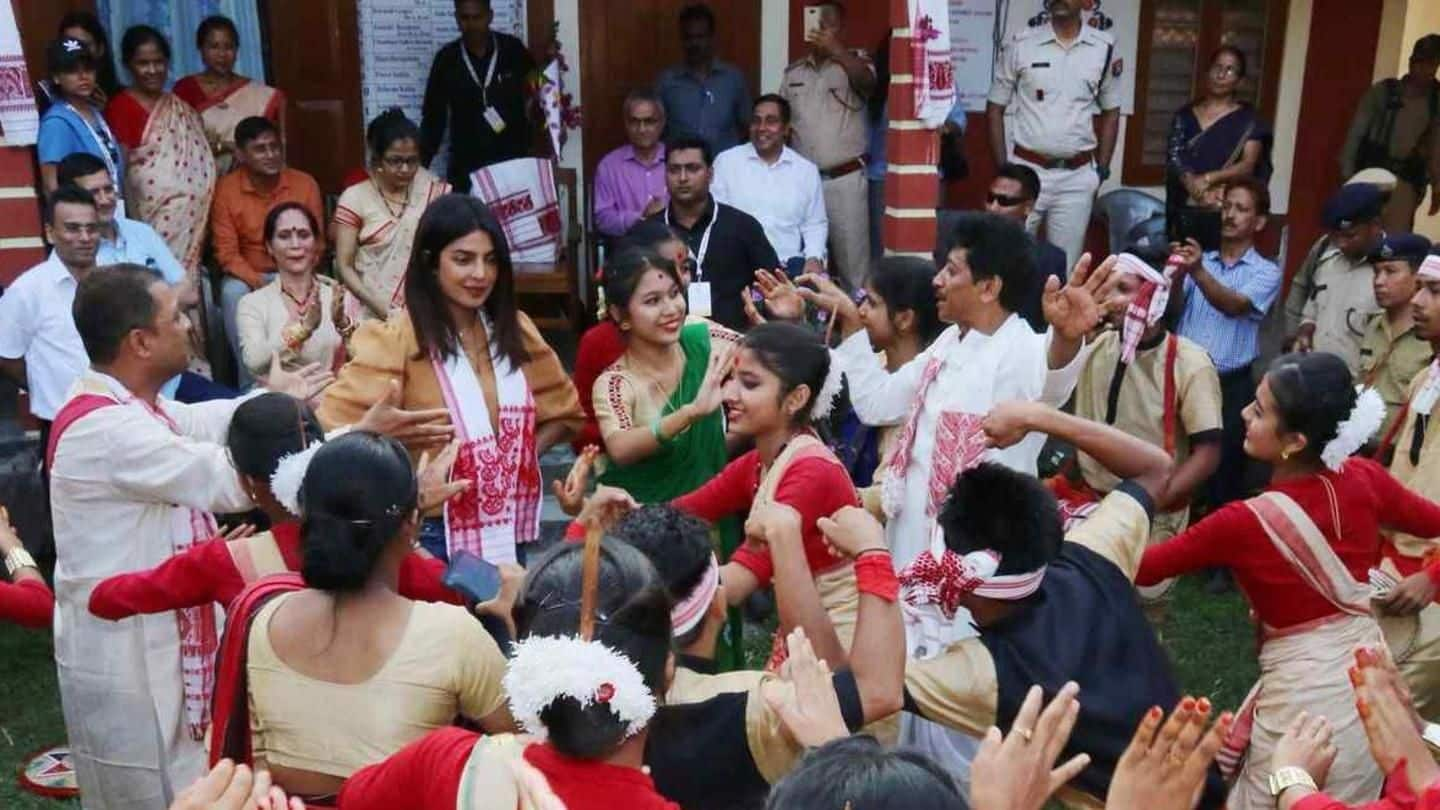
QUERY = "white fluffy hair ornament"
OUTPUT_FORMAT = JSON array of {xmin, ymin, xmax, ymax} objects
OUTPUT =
[{"xmin": 1320, "ymin": 387, "xmax": 1386, "ymax": 472}]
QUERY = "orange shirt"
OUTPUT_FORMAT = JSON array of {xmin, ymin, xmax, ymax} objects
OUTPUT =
[{"xmin": 210, "ymin": 167, "xmax": 325, "ymax": 287}]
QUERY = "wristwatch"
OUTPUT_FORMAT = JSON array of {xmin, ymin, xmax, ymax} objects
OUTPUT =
[
  {"xmin": 4, "ymin": 546, "xmax": 37, "ymax": 577},
  {"xmin": 1096, "ymin": 164, "xmax": 1112, "ymax": 183},
  {"xmin": 1268, "ymin": 766, "xmax": 1317, "ymax": 798}
]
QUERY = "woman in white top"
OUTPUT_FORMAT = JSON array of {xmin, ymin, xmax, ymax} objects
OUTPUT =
[{"xmin": 237, "ymin": 202, "xmax": 349, "ymax": 380}]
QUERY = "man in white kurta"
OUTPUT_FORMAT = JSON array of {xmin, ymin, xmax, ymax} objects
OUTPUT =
[
  {"xmin": 49, "ymin": 265, "xmax": 325, "ymax": 809},
  {"xmin": 822, "ymin": 214, "xmax": 1107, "ymax": 787}
]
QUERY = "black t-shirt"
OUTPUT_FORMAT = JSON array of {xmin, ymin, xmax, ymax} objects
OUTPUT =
[
  {"xmin": 646, "ymin": 669, "xmax": 864, "ymax": 810},
  {"xmin": 650, "ymin": 197, "xmax": 779, "ymax": 332},
  {"xmin": 420, "ymin": 33, "xmax": 536, "ymax": 192}
]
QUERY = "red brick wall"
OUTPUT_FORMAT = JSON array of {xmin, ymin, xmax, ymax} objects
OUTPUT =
[{"xmin": 0, "ymin": 145, "xmax": 43, "ymax": 287}]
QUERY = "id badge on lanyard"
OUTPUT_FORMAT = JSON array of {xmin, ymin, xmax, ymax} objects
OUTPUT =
[
  {"xmin": 667, "ymin": 206, "xmax": 716, "ymax": 317},
  {"xmin": 461, "ymin": 37, "xmax": 505, "ymax": 134}
]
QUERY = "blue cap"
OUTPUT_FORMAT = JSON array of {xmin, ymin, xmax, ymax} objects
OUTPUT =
[
  {"xmin": 1323, "ymin": 184, "xmax": 1385, "ymax": 230},
  {"xmin": 1368, "ymin": 232, "xmax": 1433, "ymax": 265}
]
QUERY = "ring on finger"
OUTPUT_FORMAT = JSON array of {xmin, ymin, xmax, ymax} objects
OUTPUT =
[{"xmin": 1014, "ymin": 726, "xmax": 1034, "ymax": 743}]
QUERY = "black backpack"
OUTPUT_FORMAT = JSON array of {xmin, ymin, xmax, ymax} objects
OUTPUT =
[{"xmin": 1355, "ymin": 78, "xmax": 1440, "ymax": 186}]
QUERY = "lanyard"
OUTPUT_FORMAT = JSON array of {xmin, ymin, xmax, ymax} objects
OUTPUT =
[
  {"xmin": 67, "ymin": 102, "xmax": 121, "ymax": 190},
  {"xmin": 666, "ymin": 203, "xmax": 717, "ymax": 279},
  {"xmin": 459, "ymin": 35, "xmax": 500, "ymax": 107}
]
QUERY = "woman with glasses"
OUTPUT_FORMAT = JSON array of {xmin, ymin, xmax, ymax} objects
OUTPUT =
[
  {"xmin": 1136, "ymin": 352, "xmax": 1440, "ymax": 808},
  {"xmin": 1165, "ymin": 46, "xmax": 1273, "ymax": 249},
  {"xmin": 334, "ymin": 109, "xmax": 451, "ymax": 322}
]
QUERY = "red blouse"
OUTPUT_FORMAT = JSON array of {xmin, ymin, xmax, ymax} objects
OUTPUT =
[
  {"xmin": 337, "ymin": 727, "xmax": 678, "ymax": 810},
  {"xmin": 1137, "ymin": 458, "xmax": 1440, "ymax": 629},
  {"xmin": 673, "ymin": 445, "xmax": 857, "ymax": 586},
  {"xmin": 103, "ymin": 89, "xmax": 150, "ymax": 150},
  {"xmin": 0, "ymin": 578, "xmax": 53, "ymax": 629},
  {"xmin": 88, "ymin": 522, "xmax": 460, "ymax": 619},
  {"xmin": 571, "ymin": 320, "xmax": 625, "ymax": 452}
]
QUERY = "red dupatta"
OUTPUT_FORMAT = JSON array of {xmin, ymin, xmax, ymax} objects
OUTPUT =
[{"xmin": 208, "ymin": 573, "xmax": 304, "ymax": 768}]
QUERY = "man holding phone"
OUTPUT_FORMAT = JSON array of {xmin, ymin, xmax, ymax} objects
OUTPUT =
[{"xmin": 1172, "ymin": 177, "xmax": 1282, "ymax": 514}]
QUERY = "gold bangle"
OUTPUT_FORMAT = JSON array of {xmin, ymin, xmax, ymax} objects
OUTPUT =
[{"xmin": 4, "ymin": 547, "xmax": 37, "ymax": 578}]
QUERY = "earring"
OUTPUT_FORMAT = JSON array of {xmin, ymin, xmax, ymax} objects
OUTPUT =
[
  {"xmin": 620, "ymin": 322, "xmax": 631, "ymax": 332},
  {"xmin": 1281, "ymin": 447, "xmax": 1292, "ymax": 461}
]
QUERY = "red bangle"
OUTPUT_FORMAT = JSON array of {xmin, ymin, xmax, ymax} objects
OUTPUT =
[
  {"xmin": 854, "ymin": 553, "xmax": 898, "ymax": 602},
  {"xmin": 564, "ymin": 520, "xmax": 585, "ymax": 543}
]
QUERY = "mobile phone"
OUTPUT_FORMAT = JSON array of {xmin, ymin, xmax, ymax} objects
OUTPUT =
[
  {"xmin": 804, "ymin": 6, "xmax": 823, "ymax": 39},
  {"xmin": 443, "ymin": 551, "xmax": 502, "ymax": 604},
  {"xmin": 1174, "ymin": 208, "xmax": 1222, "ymax": 252}
]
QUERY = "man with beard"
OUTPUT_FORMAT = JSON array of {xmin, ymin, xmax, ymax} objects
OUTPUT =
[
  {"xmin": 713, "ymin": 94, "xmax": 828, "ymax": 278},
  {"xmin": 648, "ymin": 134, "xmax": 778, "ymax": 332},
  {"xmin": 986, "ymin": 0, "xmax": 1121, "ymax": 270}
]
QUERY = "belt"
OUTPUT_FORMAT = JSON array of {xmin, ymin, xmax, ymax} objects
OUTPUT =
[
  {"xmin": 1014, "ymin": 145, "xmax": 1094, "ymax": 171},
  {"xmin": 821, "ymin": 157, "xmax": 866, "ymax": 180}
]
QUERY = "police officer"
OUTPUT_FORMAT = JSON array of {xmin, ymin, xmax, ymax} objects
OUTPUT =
[
  {"xmin": 986, "ymin": 0, "xmax": 1121, "ymax": 269},
  {"xmin": 780, "ymin": 1, "xmax": 875, "ymax": 288},
  {"xmin": 1283, "ymin": 182, "xmax": 1388, "ymax": 375}
]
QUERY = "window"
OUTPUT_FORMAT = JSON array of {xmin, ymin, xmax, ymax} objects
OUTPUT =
[{"xmin": 1122, "ymin": 0, "xmax": 1288, "ymax": 186}]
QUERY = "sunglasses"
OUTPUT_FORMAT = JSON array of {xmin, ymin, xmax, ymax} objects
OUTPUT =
[{"xmin": 987, "ymin": 192, "xmax": 1027, "ymax": 207}]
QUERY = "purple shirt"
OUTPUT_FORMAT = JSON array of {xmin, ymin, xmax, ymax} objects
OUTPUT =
[{"xmin": 593, "ymin": 144, "xmax": 668, "ymax": 238}]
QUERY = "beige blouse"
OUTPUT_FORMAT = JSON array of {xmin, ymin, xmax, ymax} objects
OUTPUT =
[
  {"xmin": 592, "ymin": 317, "xmax": 739, "ymax": 438},
  {"xmin": 235, "ymin": 277, "xmax": 343, "ymax": 376},
  {"xmin": 246, "ymin": 594, "xmax": 507, "ymax": 779}
]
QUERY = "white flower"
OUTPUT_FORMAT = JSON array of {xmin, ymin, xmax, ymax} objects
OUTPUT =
[
  {"xmin": 1321, "ymin": 387, "xmax": 1386, "ymax": 472},
  {"xmin": 503, "ymin": 635, "xmax": 656, "ymax": 740}
]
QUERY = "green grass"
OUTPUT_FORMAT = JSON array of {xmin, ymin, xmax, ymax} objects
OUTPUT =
[{"xmin": 0, "ymin": 573, "xmax": 1256, "ymax": 807}]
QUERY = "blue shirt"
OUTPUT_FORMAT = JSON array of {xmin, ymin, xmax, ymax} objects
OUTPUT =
[
  {"xmin": 37, "ymin": 102, "xmax": 124, "ymax": 190},
  {"xmin": 656, "ymin": 61, "xmax": 751, "ymax": 153},
  {"xmin": 866, "ymin": 99, "xmax": 966, "ymax": 181},
  {"xmin": 1177, "ymin": 247, "xmax": 1282, "ymax": 373},
  {"xmin": 97, "ymin": 218, "xmax": 185, "ymax": 285}
]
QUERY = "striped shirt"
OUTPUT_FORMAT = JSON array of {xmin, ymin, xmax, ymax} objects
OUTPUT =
[{"xmin": 1177, "ymin": 247, "xmax": 1282, "ymax": 373}]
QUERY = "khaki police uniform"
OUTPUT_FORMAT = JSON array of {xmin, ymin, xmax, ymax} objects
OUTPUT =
[
  {"xmin": 781, "ymin": 51, "xmax": 875, "ymax": 288},
  {"xmin": 988, "ymin": 24, "xmax": 1121, "ymax": 269},
  {"xmin": 1286, "ymin": 245, "xmax": 1379, "ymax": 375},
  {"xmin": 1359, "ymin": 311, "xmax": 1433, "ymax": 440}
]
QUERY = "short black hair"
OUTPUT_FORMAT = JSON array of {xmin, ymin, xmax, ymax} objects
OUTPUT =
[
  {"xmin": 753, "ymin": 93, "xmax": 792, "ymax": 125},
  {"xmin": 937, "ymin": 213, "xmax": 1036, "ymax": 314},
  {"xmin": 234, "ymin": 115, "xmax": 280, "ymax": 150},
  {"xmin": 227, "ymin": 394, "xmax": 325, "ymax": 480},
  {"xmin": 195, "ymin": 14, "xmax": 239, "ymax": 50},
  {"xmin": 56, "ymin": 152, "xmax": 109, "ymax": 187},
  {"xmin": 74, "ymin": 263, "xmax": 165, "ymax": 365},
  {"xmin": 1224, "ymin": 175, "xmax": 1271, "ymax": 216},
  {"xmin": 665, "ymin": 134, "xmax": 714, "ymax": 168},
  {"xmin": 120, "ymin": 25, "xmax": 171, "ymax": 66},
  {"xmin": 365, "ymin": 107, "xmax": 422, "ymax": 161},
  {"xmin": 937, "ymin": 462, "xmax": 1064, "ymax": 576},
  {"xmin": 679, "ymin": 3, "xmax": 716, "ymax": 32},
  {"xmin": 765, "ymin": 736, "xmax": 960, "ymax": 810},
  {"xmin": 46, "ymin": 184, "xmax": 96, "ymax": 225},
  {"xmin": 610, "ymin": 505, "xmax": 714, "ymax": 645},
  {"xmin": 994, "ymin": 162, "xmax": 1041, "ymax": 203},
  {"xmin": 454, "ymin": 0, "xmax": 493, "ymax": 9}
]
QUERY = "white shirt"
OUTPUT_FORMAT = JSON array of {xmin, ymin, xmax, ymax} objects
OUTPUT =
[
  {"xmin": 50, "ymin": 370, "xmax": 253, "ymax": 808},
  {"xmin": 987, "ymin": 24, "xmax": 1120, "ymax": 157},
  {"xmin": 712, "ymin": 143, "xmax": 828, "ymax": 261},
  {"xmin": 835, "ymin": 315, "xmax": 1090, "ymax": 566},
  {"xmin": 0, "ymin": 252, "xmax": 90, "ymax": 419}
]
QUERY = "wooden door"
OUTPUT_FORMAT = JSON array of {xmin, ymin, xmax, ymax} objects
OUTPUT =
[
  {"xmin": 260, "ymin": 0, "xmax": 365, "ymax": 194},
  {"xmin": 13, "ymin": 0, "xmax": 97, "ymax": 93},
  {"xmin": 1284, "ymin": 0, "xmax": 1383, "ymax": 281},
  {"xmin": 579, "ymin": 0, "xmax": 761, "ymax": 181}
]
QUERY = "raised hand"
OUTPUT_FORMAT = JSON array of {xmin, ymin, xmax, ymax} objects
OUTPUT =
[
  {"xmin": 474, "ymin": 562, "xmax": 527, "ymax": 638},
  {"xmin": 1043, "ymin": 253, "xmax": 1119, "ymax": 342},
  {"xmin": 753, "ymin": 268, "xmax": 807, "ymax": 322},
  {"xmin": 815, "ymin": 505, "xmax": 887, "ymax": 559},
  {"xmin": 552, "ymin": 444, "xmax": 600, "ymax": 516},
  {"xmin": 1375, "ymin": 570, "xmax": 1438, "ymax": 617},
  {"xmin": 1352, "ymin": 646, "xmax": 1437, "ymax": 792},
  {"xmin": 576, "ymin": 485, "xmax": 639, "ymax": 533},
  {"xmin": 690, "ymin": 342, "xmax": 737, "ymax": 417},
  {"xmin": 1271, "ymin": 712, "xmax": 1337, "ymax": 794},
  {"xmin": 970, "ymin": 682, "xmax": 1090, "ymax": 810},
  {"xmin": 262, "ymin": 356, "xmax": 335, "ymax": 403},
  {"xmin": 1106, "ymin": 696, "xmax": 1232, "ymax": 810},
  {"xmin": 742, "ymin": 285, "xmax": 767, "ymax": 326},
  {"xmin": 416, "ymin": 441, "xmax": 472, "ymax": 513},
  {"xmin": 221, "ymin": 523, "xmax": 256, "ymax": 543},
  {"xmin": 795, "ymin": 272, "xmax": 860, "ymax": 336},
  {"xmin": 761, "ymin": 627, "xmax": 849, "ymax": 748},
  {"xmin": 355, "ymin": 380, "xmax": 454, "ymax": 448}
]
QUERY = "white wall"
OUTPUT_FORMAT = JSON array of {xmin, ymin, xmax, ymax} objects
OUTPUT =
[{"xmin": 760, "ymin": 0, "xmax": 790, "ymax": 92}]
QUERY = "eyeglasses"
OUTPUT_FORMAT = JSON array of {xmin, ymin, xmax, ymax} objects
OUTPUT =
[
  {"xmin": 1210, "ymin": 64, "xmax": 1241, "ymax": 78},
  {"xmin": 986, "ymin": 192, "xmax": 1027, "ymax": 207},
  {"xmin": 382, "ymin": 155, "xmax": 420, "ymax": 170}
]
